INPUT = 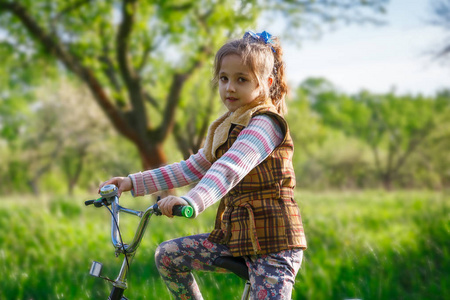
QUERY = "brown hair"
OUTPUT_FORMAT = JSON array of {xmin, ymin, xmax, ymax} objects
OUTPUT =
[{"xmin": 213, "ymin": 33, "xmax": 288, "ymax": 115}]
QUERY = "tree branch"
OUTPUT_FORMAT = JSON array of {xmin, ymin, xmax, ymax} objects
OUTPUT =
[
  {"xmin": 158, "ymin": 72, "xmax": 190, "ymax": 142},
  {"xmin": 369, "ymin": 141, "xmax": 384, "ymax": 179},
  {"xmin": 98, "ymin": 26, "xmax": 122, "ymax": 93},
  {"xmin": 164, "ymin": 2, "xmax": 194, "ymax": 11},
  {"xmin": 157, "ymin": 4, "xmax": 214, "ymax": 143},
  {"xmin": 48, "ymin": 0, "xmax": 92, "ymax": 36},
  {"xmin": 56, "ymin": 0, "xmax": 92, "ymax": 19},
  {"xmin": 116, "ymin": 0, "xmax": 148, "ymax": 134},
  {"xmin": 137, "ymin": 38, "xmax": 155, "ymax": 74},
  {"xmin": 173, "ymin": 123, "xmax": 193, "ymax": 159},
  {"xmin": 158, "ymin": 55, "xmax": 206, "ymax": 142},
  {"xmin": 144, "ymin": 92, "xmax": 160, "ymax": 110},
  {"xmin": 0, "ymin": 1, "xmax": 138, "ymax": 144},
  {"xmin": 367, "ymin": 108, "xmax": 385, "ymax": 177},
  {"xmin": 98, "ymin": 54, "xmax": 122, "ymax": 91},
  {"xmin": 116, "ymin": 0, "xmax": 138, "ymax": 88},
  {"xmin": 436, "ymin": 44, "xmax": 450, "ymax": 59},
  {"xmin": 392, "ymin": 122, "xmax": 434, "ymax": 176},
  {"xmin": 172, "ymin": 88, "xmax": 216, "ymax": 160},
  {"xmin": 194, "ymin": 87, "xmax": 217, "ymax": 150}
]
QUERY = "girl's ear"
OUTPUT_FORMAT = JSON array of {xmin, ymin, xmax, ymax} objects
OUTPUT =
[{"xmin": 268, "ymin": 76, "xmax": 274, "ymax": 87}]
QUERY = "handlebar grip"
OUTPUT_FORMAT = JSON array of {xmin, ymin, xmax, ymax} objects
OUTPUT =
[
  {"xmin": 172, "ymin": 205, "xmax": 194, "ymax": 218},
  {"xmin": 152, "ymin": 203, "xmax": 193, "ymax": 218},
  {"xmin": 85, "ymin": 197, "xmax": 105, "ymax": 208},
  {"xmin": 85, "ymin": 200, "xmax": 95, "ymax": 206}
]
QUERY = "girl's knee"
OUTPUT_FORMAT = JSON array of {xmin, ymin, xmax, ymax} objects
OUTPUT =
[
  {"xmin": 155, "ymin": 240, "xmax": 181, "ymax": 269},
  {"xmin": 155, "ymin": 241, "xmax": 169, "ymax": 268}
]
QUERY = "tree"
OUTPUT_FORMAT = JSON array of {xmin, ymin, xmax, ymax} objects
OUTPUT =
[
  {"xmin": 306, "ymin": 79, "xmax": 450, "ymax": 189},
  {"xmin": 44, "ymin": 80, "xmax": 113, "ymax": 195},
  {"xmin": 0, "ymin": 0, "xmax": 389, "ymax": 169},
  {"xmin": 17, "ymin": 79, "xmax": 113, "ymax": 194},
  {"xmin": 0, "ymin": 76, "xmax": 121, "ymax": 195},
  {"xmin": 429, "ymin": 0, "xmax": 450, "ymax": 63},
  {"xmin": 287, "ymin": 80, "xmax": 374, "ymax": 189},
  {"xmin": 0, "ymin": 56, "xmax": 56, "ymax": 194},
  {"xmin": 412, "ymin": 89, "xmax": 450, "ymax": 188}
]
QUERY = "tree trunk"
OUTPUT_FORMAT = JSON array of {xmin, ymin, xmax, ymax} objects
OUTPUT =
[
  {"xmin": 382, "ymin": 173, "xmax": 392, "ymax": 191},
  {"xmin": 137, "ymin": 142, "xmax": 176, "ymax": 199},
  {"xmin": 66, "ymin": 148, "xmax": 87, "ymax": 196},
  {"xmin": 27, "ymin": 179, "xmax": 40, "ymax": 196},
  {"xmin": 138, "ymin": 142, "xmax": 167, "ymax": 170}
]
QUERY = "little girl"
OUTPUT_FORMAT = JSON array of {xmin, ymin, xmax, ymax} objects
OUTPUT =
[{"xmin": 99, "ymin": 30, "xmax": 307, "ymax": 300}]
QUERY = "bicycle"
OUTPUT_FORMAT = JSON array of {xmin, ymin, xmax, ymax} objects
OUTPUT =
[{"xmin": 86, "ymin": 184, "xmax": 251, "ymax": 300}]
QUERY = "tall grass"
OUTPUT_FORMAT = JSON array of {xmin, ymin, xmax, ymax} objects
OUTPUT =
[
  {"xmin": 0, "ymin": 190, "xmax": 448, "ymax": 299},
  {"xmin": 295, "ymin": 190, "xmax": 449, "ymax": 300}
]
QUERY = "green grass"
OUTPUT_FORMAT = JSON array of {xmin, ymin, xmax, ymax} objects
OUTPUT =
[{"xmin": 0, "ymin": 190, "xmax": 448, "ymax": 299}]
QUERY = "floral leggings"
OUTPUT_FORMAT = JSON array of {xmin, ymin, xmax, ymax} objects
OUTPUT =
[{"xmin": 155, "ymin": 233, "xmax": 303, "ymax": 300}]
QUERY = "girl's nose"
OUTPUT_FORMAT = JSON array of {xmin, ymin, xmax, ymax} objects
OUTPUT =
[{"xmin": 226, "ymin": 82, "xmax": 235, "ymax": 92}]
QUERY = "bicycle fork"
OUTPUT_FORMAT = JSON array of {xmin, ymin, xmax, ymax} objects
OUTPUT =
[{"xmin": 89, "ymin": 251, "xmax": 134, "ymax": 300}]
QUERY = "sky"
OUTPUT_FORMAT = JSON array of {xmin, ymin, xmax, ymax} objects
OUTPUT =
[{"xmin": 282, "ymin": 0, "xmax": 449, "ymax": 96}]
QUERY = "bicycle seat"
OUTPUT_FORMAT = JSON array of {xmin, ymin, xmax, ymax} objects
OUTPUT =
[{"xmin": 213, "ymin": 256, "xmax": 249, "ymax": 281}]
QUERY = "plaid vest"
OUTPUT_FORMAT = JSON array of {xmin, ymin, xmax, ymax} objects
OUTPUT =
[{"xmin": 207, "ymin": 107, "xmax": 307, "ymax": 256}]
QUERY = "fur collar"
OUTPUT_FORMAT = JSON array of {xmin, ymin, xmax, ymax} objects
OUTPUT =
[{"xmin": 203, "ymin": 99, "xmax": 275, "ymax": 162}]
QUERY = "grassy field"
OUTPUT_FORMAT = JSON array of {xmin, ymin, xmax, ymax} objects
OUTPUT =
[{"xmin": 0, "ymin": 190, "xmax": 448, "ymax": 300}]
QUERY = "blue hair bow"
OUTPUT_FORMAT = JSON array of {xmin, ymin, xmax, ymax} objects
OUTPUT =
[{"xmin": 243, "ymin": 30, "xmax": 276, "ymax": 53}]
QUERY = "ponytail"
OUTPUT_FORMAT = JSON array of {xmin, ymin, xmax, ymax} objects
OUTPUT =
[{"xmin": 269, "ymin": 39, "xmax": 288, "ymax": 115}]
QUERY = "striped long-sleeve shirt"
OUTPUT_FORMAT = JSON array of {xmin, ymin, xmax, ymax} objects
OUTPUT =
[{"xmin": 128, "ymin": 114, "xmax": 283, "ymax": 217}]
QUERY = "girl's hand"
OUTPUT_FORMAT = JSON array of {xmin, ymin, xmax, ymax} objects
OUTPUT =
[
  {"xmin": 98, "ymin": 176, "xmax": 132, "ymax": 197},
  {"xmin": 158, "ymin": 196, "xmax": 189, "ymax": 218}
]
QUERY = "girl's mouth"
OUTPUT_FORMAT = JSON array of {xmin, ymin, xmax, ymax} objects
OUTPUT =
[{"xmin": 226, "ymin": 97, "xmax": 238, "ymax": 102}]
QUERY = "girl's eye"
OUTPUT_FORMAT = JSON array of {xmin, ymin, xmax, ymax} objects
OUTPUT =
[{"xmin": 238, "ymin": 77, "xmax": 247, "ymax": 83}]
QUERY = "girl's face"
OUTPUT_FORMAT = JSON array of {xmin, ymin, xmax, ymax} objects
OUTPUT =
[{"xmin": 218, "ymin": 54, "xmax": 262, "ymax": 112}]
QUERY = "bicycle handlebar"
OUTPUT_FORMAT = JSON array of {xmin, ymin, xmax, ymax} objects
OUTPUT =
[
  {"xmin": 85, "ymin": 184, "xmax": 193, "ymax": 253},
  {"xmin": 85, "ymin": 198, "xmax": 193, "ymax": 218}
]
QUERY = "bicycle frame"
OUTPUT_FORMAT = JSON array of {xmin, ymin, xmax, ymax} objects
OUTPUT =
[
  {"xmin": 111, "ymin": 196, "xmax": 158, "ymax": 289},
  {"xmin": 86, "ymin": 184, "xmax": 192, "ymax": 300},
  {"xmin": 88, "ymin": 196, "xmax": 159, "ymax": 299}
]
